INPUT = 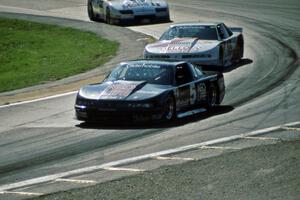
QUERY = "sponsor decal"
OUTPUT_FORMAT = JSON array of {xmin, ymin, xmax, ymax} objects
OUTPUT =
[
  {"xmin": 190, "ymin": 83, "xmax": 197, "ymax": 105},
  {"xmin": 177, "ymin": 86, "xmax": 190, "ymax": 107},
  {"xmin": 164, "ymin": 38, "xmax": 202, "ymax": 53},
  {"xmin": 100, "ymin": 81, "xmax": 138, "ymax": 99},
  {"xmin": 122, "ymin": 0, "xmax": 150, "ymax": 8},
  {"xmin": 127, "ymin": 63, "xmax": 161, "ymax": 69},
  {"xmin": 196, "ymin": 82, "xmax": 206, "ymax": 101},
  {"xmin": 166, "ymin": 45, "xmax": 190, "ymax": 53},
  {"xmin": 165, "ymin": 39, "xmax": 192, "ymax": 53}
]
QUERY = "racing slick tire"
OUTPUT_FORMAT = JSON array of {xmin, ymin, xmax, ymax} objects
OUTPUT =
[
  {"xmin": 87, "ymin": 0, "xmax": 96, "ymax": 21},
  {"xmin": 162, "ymin": 14, "xmax": 171, "ymax": 23},
  {"xmin": 238, "ymin": 37, "xmax": 244, "ymax": 60},
  {"xmin": 206, "ymin": 83, "xmax": 218, "ymax": 109},
  {"xmin": 234, "ymin": 37, "xmax": 244, "ymax": 63},
  {"xmin": 162, "ymin": 95, "xmax": 176, "ymax": 121}
]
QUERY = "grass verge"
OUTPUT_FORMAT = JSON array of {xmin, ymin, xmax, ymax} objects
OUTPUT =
[{"xmin": 0, "ymin": 17, "xmax": 119, "ymax": 92}]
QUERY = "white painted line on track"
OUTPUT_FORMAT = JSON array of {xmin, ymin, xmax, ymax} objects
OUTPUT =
[
  {"xmin": 0, "ymin": 121, "xmax": 299, "ymax": 192},
  {"xmin": 154, "ymin": 156, "xmax": 197, "ymax": 161},
  {"xmin": 102, "ymin": 167, "xmax": 145, "ymax": 172},
  {"xmin": 199, "ymin": 146, "xmax": 241, "ymax": 150},
  {"xmin": 281, "ymin": 127, "xmax": 300, "ymax": 132},
  {"xmin": 0, "ymin": 91, "xmax": 77, "ymax": 109},
  {"xmin": 0, "ymin": 191, "xmax": 43, "ymax": 196},
  {"xmin": 55, "ymin": 178, "xmax": 97, "ymax": 184},
  {"xmin": 242, "ymin": 136, "xmax": 281, "ymax": 141}
]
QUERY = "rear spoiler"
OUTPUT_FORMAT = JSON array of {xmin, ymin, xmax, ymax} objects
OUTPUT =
[{"xmin": 229, "ymin": 27, "xmax": 243, "ymax": 33}]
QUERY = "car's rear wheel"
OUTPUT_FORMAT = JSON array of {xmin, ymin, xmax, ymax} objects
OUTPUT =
[
  {"xmin": 162, "ymin": 13, "xmax": 171, "ymax": 22},
  {"xmin": 87, "ymin": 0, "xmax": 96, "ymax": 21},
  {"xmin": 238, "ymin": 37, "xmax": 244, "ymax": 59},
  {"xmin": 234, "ymin": 37, "xmax": 244, "ymax": 63},
  {"xmin": 162, "ymin": 95, "xmax": 176, "ymax": 121},
  {"xmin": 207, "ymin": 83, "xmax": 218, "ymax": 108}
]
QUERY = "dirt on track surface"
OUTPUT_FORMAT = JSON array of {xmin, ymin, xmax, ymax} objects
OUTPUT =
[{"xmin": 32, "ymin": 139, "xmax": 300, "ymax": 200}]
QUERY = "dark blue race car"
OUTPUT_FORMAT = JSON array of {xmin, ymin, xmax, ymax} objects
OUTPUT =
[{"xmin": 75, "ymin": 60, "xmax": 225, "ymax": 122}]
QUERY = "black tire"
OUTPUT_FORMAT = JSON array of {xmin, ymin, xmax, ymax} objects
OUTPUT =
[
  {"xmin": 105, "ymin": 8, "xmax": 113, "ymax": 25},
  {"xmin": 207, "ymin": 83, "xmax": 218, "ymax": 108},
  {"xmin": 162, "ymin": 95, "xmax": 176, "ymax": 121},
  {"xmin": 163, "ymin": 13, "xmax": 171, "ymax": 22},
  {"xmin": 87, "ymin": 0, "xmax": 96, "ymax": 21},
  {"xmin": 235, "ymin": 37, "xmax": 244, "ymax": 63},
  {"xmin": 239, "ymin": 37, "xmax": 244, "ymax": 59}
]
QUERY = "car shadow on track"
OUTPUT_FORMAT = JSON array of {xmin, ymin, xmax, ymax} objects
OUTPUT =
[
  {"xmin": 76, "ymin": 105, "xmax": 234, "ymax": 130},
  {"xmin": 223, "ymin": 58, "xmax": 253, "ymax": 73},
  {"xmin": 121, "ymin": 19, "xmax": 173, "ymax": 27},
  {"xmin": 202, "ymin": 58, "xmax": 253, "ymax": 73}
]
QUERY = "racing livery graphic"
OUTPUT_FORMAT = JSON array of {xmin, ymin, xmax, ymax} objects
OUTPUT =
[
  {"xmin": 87, "ymin": 0, "xmax": 170, "ymax": 24},
  {"xmin": 75, "ymin": 60, "xmax": 225, "ymax": 122},
  {"xmin": 144, "ymin": 22, "xmax": 244, "ymax": 69}
]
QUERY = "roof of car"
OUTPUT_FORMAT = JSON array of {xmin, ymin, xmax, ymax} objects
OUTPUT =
[{"xmin": 170, "ymin": 22, "xmax": 221, "ymax": 27}]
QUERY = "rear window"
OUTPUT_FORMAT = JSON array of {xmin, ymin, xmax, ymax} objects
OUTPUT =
[{"xmin": 160, "ymin": 25, "xmax": 218, "ymax": 40}]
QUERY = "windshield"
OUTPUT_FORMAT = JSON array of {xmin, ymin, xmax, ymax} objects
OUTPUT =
[
  {"xmin": 160, "ymin": 25, "xmax": 218, "ymax": 40},
  {"xmin": 107, "ymin": 63, "xmax": 174, "ymax": 85}
]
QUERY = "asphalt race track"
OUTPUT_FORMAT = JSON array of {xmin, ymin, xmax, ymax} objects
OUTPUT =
[{"xmin": 0, "ymin": 0, "xmax": 299, "ymax": 199}]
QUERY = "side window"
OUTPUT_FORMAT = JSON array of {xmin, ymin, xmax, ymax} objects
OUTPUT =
[
  {"xmin": 217, "ymin": 24, "xmax": 229, "ymax": 40},
  {"xmin": 175, "ymin": 64, "xmax": 193, "ymax": 85}
]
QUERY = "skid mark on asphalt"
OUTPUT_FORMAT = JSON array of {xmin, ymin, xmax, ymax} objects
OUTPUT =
[{"xmin": 0, "ymin": 121, "xmax": 299, "ymax": 198}]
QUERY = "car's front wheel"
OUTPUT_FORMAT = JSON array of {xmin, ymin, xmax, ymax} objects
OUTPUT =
[{"xmin": 162, "ymin": 95, "xmax": 176, "ymax": 121}]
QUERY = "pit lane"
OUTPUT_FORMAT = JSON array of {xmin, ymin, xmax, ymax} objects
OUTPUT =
[{"xmin": 0, "ymin": 0, "xmax": 299, "ymax": 198}]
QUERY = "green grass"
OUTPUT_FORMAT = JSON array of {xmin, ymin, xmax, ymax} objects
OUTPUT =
[{"xmin": 0, "ymin": 18, "xmax": 119, "ymax": 92}]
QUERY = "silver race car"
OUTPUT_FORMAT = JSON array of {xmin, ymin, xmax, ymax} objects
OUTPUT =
[
  {"xmin": 87, "ymin": 0, "xmax": 170, "ymax": 25},
  {"xmin": 144, "ymin": 23, "xmax": 244, "ymax": 69}
]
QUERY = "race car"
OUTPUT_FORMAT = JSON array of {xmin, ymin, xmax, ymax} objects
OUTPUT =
[
  {"xmin": 75, "ymin": 60, "xmax": 225, "ymax": 122},
  {"xmin": 87, "ymin": 0, "xmax": 170, "ymax": 25},
  {"xmin": 144, "ymin": 22, "xmax": 244, "ymax": 69}
]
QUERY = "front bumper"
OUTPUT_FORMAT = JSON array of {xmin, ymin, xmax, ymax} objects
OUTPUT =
[
  {"xmin": 75, "ymin": 103, "xmax": 164, "ymax": 122},
  {"xmin": 110, "ymin": 10, "xmax": 170, "ymax": 24}
]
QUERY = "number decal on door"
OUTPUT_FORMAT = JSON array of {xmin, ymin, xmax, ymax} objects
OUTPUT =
[{"xmin": 190, "ymin": 83, "xmax": 196, "ymax": 105}]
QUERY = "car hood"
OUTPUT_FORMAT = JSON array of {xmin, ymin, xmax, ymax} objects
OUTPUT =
[
  {"xmin": 145, "ymin": 38, "xmax": 220, "ymax": 54},
  {"xmin": 110, "ymin": 0, "xmax": 168, "ymax": 10},
  {"xmin": 79, "ymin": 80, "xmax": 170, "ymax": 100}
]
